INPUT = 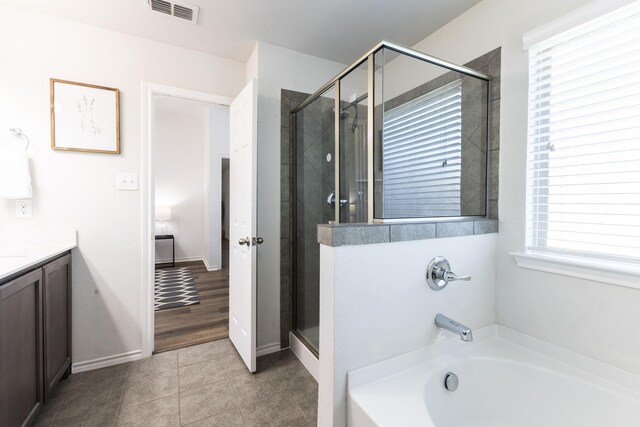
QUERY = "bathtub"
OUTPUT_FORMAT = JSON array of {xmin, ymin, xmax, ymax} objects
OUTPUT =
[{"xmin": 348, "ymin": 325, "xmax": 640, "ymax": 427}]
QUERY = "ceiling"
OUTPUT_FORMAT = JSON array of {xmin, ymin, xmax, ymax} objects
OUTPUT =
[{"xmin": 1, "ymin": 0, "xmax": 480, "ymax": 64}]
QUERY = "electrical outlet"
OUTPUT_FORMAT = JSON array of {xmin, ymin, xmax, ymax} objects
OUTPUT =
[
  {"xmin": 15, "ymin": 199, "xmax": 33, "ymax": 219},
  {"xmin": 116, "ymin": 173, "xmax": 139, "ymax": 191}
]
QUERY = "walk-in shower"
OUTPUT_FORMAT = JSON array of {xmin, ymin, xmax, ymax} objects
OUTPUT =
[{"xmin": 290, "ymin": 41, "xmax": 493, "ymax": 355}]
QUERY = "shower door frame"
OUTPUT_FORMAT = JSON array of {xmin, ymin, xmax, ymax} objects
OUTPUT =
[{"xmin": 289, "ymin": 40, "xmax": 493, "ymax": 356}]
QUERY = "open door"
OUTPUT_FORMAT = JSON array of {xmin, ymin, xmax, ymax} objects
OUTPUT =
[{"xmin": 229, "ymin": 79, "xmax": 258, "ymax": 372}]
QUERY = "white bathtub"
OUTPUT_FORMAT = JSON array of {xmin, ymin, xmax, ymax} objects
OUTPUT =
[{"xmin": 348, "ymin": 325, "xmax": 640, "ymax": 427}]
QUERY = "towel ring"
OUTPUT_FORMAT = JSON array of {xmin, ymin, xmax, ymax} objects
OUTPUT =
[{"xmin": 1, "ymin": 128, "xmax": 30, "ymax": 151}]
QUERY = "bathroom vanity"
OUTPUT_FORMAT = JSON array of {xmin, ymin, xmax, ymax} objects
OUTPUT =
[{"xmin": 0, "ymin": 231, "xmax": 76, "ymax": 427}]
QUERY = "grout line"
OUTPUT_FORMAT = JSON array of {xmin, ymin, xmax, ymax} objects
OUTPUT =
[
  {"xmin": 113, "ymin": 363, "xmax": 133, "ymax": 425},
  {"xmin": 44, "ymin": 378, "xmax": 73, "ymax": 427},
  {"xmin": 178, "ymin": 368, "xmax": 183, "ymax": 425}
]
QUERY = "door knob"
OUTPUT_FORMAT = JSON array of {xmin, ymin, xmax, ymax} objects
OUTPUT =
[
  {"xmin": 238, "ymin": 237, "xmax": 250, "ymax": 246},
  {"xmin": 253, "ymin": 237, "xmax": 264, "ymax": 245}
]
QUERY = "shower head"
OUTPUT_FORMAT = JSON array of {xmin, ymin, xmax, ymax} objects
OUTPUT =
[{"xmin": 332, "ymin": 106, "xmax": 350, "ymax": 120}]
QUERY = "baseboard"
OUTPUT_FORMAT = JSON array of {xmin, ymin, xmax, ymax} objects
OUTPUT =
[
  {"xmin": 256, "ymin": 342, "xmax": 282, "ymax": 357},
  {"xmin": 202, "ymin": 257, "xmax": 221, "ymax": 272},
  {"xmin": 289, "ymin": 332, "xmax": 319, "ymax": 381},
  {"xmin": 71, "ymin": 350, "xmax": 142, "ymax": 374}
]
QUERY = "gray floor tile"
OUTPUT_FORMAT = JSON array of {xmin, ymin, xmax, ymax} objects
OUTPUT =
[
  {"xmin": 33, "ymin": 378, "xmax": 74, "ymax": 427},
  {"xmin": 178, "ymin": 351, "xmax": 246, "ymax": 391},
  {"xmin": 279, "ymin": 363, "xmax": 316, "ymax": 392},
  {"xmin": 264, "ymin": 350, "xmax": 301, "ymax": 371},
  {"xmin": 177, "ymin": 338, "xmax": 235, "ymax": 367},
  {"xmin": 237, "ymin": 390, "xmax": 303, "ymax": 427},
  {"xmin": 258, "ymin": 405, "xmax": 311, "ymax": 427},
  {"xmin": 290, "ymin": 380, "xmax": 318, "ymax": 425},
  {"xmin": 35, "ymin": 345, "xmax": 318, "ymax": 427},
  {"xmin": 179, "ymin": 379, "xmax": 238, "ymax": 425},
  {"xmin": 121, "ymin": 368, "xmax": 179, "ymax": 408},
  {"xmin": 72, "ymin": 364, "xmax": 130, "ymax": 390},
  {"xmin": 116, "ymin": 394, "xmax": 180, "ymax": 426},
  {"xmin": 238, "ymin": 391, "xmax": 306, "ymax": 425},
  {"xmin": 182, "ymin": 407, "xmax": 244, "ymax": 426},
  {"xmin": 129, "ymin": 350, "xmax": 178, "ymax": 379},
  {"xmin": 52, "ymin": 396, "xmax": 122, "ymax": 427},
  {"xmin": 53, "ymin": 375, "xmax": 126, "ymax": 426},
  {"xmin": 228, "ymin": 367, "xmax": 287, "ymax": 402}
]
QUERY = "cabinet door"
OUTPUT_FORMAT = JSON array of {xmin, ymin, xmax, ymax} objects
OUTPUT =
[
  {"xmin": 0, "ymin": 269, "xmax": 44, "ymax": 427},
  {"xmin": 43, "ymin": 253, "xmax": 72, "ymax": 400}
]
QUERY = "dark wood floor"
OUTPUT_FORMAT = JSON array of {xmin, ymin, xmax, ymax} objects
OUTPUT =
[{"xmin": 154, "ymin": 239, "xmax": 229, "ymax": 353}]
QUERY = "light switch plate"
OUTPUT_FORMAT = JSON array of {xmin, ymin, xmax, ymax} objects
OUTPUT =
[
  {"xmin": 116, "ymin": 173, "xmax": 139, "ymax": 191},
  {"xmin": 15, "ymin": 199, "xmax": 33, "ymax": 219}
]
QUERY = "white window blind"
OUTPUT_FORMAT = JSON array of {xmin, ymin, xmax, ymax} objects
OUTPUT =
[
  {"xmin": 527, "ymin": 1, "xmax": 640, "ymax": 261},
  {"xmin": 382, "ymin": 80, "xmax": 462, "ymax": 218}
]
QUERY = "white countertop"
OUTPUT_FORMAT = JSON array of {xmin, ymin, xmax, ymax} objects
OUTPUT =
[{"xmin": 0, "ymin": 230, "xmax": 77, "ymax": 281}]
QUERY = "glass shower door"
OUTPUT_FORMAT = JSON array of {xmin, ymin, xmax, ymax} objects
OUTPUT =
[
  {"xmin": 293, "ymin": 86, "xmax": 335, "ymax": 354},
  {"xmin": 339, "ymin": 61, "xmax": 369, "ymax": 223}
]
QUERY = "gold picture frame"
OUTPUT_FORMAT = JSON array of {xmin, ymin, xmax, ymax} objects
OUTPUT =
[{"xmin": 50, "ymin": 78, "xmax": 120, "ymax": 154}]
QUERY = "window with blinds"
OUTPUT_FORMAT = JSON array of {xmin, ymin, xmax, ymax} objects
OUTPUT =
[
  {"xmin": 527, "ymin": 2, "xmax": 640, "ymax": 261},
  {"xmin": 382, "ymin": 80, "xmax": 462, "ymax": 218}
]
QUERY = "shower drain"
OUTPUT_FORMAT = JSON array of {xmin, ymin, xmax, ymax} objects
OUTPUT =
[{"xmin": 444, "ymin": 371, "xmax": 459, "ymax": 391}]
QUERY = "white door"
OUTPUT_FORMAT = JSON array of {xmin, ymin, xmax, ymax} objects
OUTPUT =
[{"xmin": 229, "ymin": 79, "xmax": 258, "ymax": 372}]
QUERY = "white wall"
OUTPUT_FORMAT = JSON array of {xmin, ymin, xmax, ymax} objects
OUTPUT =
[
  {"xmin": 318, "ymin": 234, "xmax": 498, "ymax": 426},
  {"xmin": 252, "ymin": 42, "xmax": 345, "ymax": 352},
  {"xmin": 205, "ymin": 105, "xmax": 230, "ymax": 270},
  {"xmin": 408, "ymin": 0, "xmax": 640, "ymax": 375},
  {"xmin": 221, "ymin": 161, "xmax": 230, "ymax": 239},
  {"xmin": 155, "ymin": 99, "xmax": 208, "ymax": 263},
  {"xmin": 0, "ymin": 5, "xmax": 245, "ymax": 366}
]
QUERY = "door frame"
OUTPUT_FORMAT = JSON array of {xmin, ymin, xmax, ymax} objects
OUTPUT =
[{"xmin": 141, "ymin": 82, "xmax": 233, "ymax": 357}]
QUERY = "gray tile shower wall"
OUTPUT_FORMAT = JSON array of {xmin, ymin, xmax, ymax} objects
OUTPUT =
[
  {"xmin": 316, "ymin": 219, "xmax": 498, "ymax": 247},
  {"xmin": 295, "ymin": 93, "xmax": 335, "ymax": 348}
]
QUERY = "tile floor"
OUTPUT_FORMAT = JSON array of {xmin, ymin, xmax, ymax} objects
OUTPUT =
[{"xmin": 34, "ymin": 339, "xmax": 318, "ymax": 426}]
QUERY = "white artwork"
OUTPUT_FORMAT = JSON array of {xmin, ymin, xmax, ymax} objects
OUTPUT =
[{"xmin": 51, "ymin": 79, "xmax": 120, "ymax": 154}]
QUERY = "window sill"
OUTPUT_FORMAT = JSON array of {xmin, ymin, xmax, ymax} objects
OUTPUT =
[{"xmin": 511, "ymin": 251, "xmax": 640, "ymax": 290}]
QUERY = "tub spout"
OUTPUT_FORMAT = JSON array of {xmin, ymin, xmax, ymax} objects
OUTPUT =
[{"xmin": 435, "ymin": 314, "xmax": 473, "ymax": 342}]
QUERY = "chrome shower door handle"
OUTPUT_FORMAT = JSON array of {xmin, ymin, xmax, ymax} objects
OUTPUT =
[{"xmin": 327, "ymin": 193, "xmax": 349, "ymax": 209}]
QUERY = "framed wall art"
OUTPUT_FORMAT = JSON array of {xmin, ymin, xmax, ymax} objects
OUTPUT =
[{"xmin": 50, "ymin": 78, "xmax": 120, "ymax": 154}]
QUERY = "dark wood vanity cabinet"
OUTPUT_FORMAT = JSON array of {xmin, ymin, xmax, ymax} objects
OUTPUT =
[
  {"xmin": 43, "ymin": 254, "xmax": 72, "ymax": 400},
  {"xmin": 0, "ymin": 269, "xmax": 44, "ymax": 427},
  {"xmin": 0, "ymin": 251, "xmax": 72, "ymax": 427}
]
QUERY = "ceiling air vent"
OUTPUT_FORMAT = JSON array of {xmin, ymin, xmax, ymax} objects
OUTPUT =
[{"xmin": 146, "ymin": 0, "xmax": 200, "ymax": 24}]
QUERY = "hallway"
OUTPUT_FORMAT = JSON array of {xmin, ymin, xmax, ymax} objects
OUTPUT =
[{"xmin": 155, "ymin": 239, "xmax": 230, "ymax": 353}]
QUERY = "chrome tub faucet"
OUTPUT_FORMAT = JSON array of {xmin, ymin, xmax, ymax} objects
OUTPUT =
[{"xmin": 435, "ymin": 314, "xmax": 473, "ymax": 342}]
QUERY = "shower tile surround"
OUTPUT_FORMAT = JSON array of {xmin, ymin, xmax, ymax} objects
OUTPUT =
[
  {"xmin": 280, "ymin": 48, "xmax": 500, "ymax": 345},
  {"xmin": 317, "ymin": 219, "xmax": 497, "ymax": 246}
]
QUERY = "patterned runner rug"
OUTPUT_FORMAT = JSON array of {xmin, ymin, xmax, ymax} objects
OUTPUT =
[{"xmin": 154, "ymin": 267, "xmax": 200, "ymax": 311}]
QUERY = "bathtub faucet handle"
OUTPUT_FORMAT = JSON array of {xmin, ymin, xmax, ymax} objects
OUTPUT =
[
  {"xmin": 444, "ymin": 271, "xmax": 471, "ymax": 282},
  {"xmin": 426, "ymin": 256, "xmax": 471, "ymax": 291}
]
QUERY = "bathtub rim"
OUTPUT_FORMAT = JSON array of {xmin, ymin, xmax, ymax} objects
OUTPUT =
[{"xmin": 348, "ymin": 324, "xmax": 640, "ymax": 401}]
